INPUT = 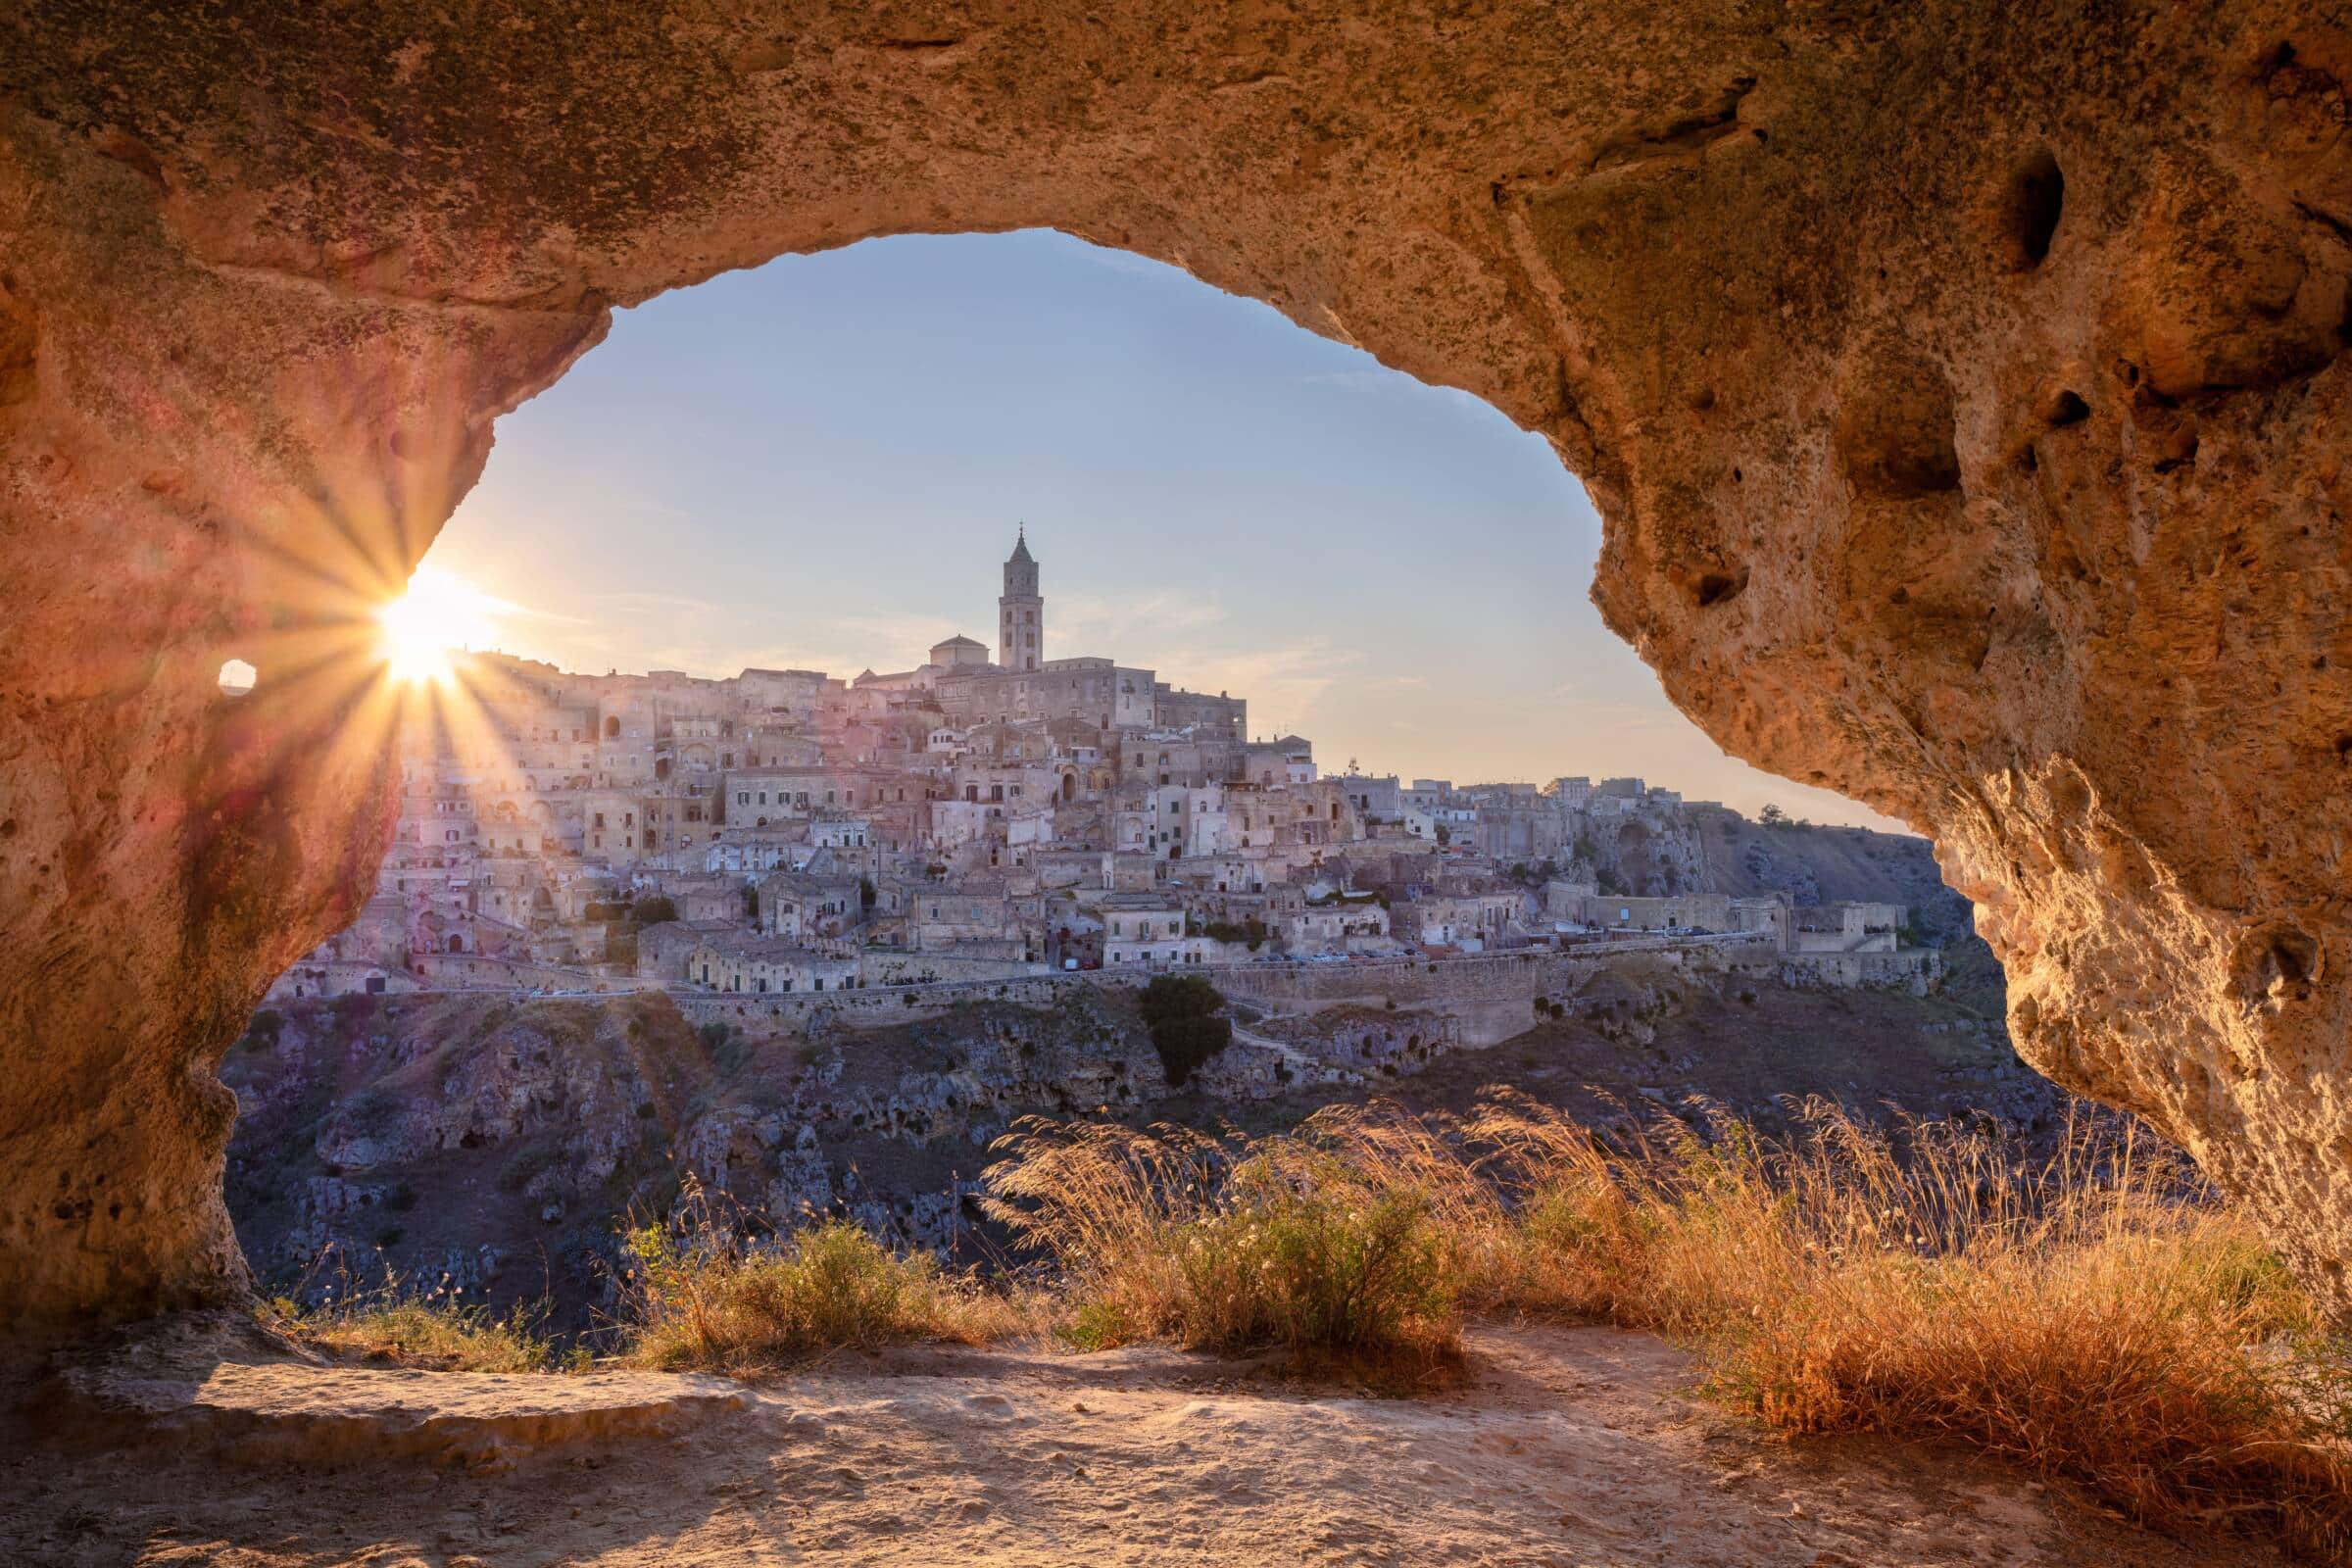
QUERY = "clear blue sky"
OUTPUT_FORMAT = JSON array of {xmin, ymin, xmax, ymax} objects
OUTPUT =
[{"xmin": 431, "ymin": 228, "xmax": 1891, "ymax": 829}]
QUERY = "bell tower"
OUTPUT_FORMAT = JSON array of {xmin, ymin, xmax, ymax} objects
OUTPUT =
[{"xmin": 999, "ymin": 525, "xmax": 1042, "ymax": 671}]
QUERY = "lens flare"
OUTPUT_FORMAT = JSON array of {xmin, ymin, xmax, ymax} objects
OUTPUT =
[{"xmin": 377, "ymin": 565, "xmax": 503, "ymax": 683}]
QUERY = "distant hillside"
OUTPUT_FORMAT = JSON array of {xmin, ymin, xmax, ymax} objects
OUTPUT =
[{"xmin": 1553, "ymin": 804, "xmax": 2005, "ymax": 1016}]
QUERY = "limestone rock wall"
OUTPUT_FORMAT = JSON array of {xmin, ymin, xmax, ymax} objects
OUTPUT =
[
  {"xmin": 2, "ymin": 2, "xmax": 2349, "ymax": 1323},
  {"xmin": 222, "ymin": 991, "xmax": 1167, "ymax": 1321}
]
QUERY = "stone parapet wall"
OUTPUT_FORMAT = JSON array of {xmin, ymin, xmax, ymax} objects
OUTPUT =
[
  {"xmin": 1777, "ymin": 948, "xmax": 1942, "ymax": 996},
  {"xmin": 667, "ymin": 937, "xmax": 1785, "ymax": 1039}
]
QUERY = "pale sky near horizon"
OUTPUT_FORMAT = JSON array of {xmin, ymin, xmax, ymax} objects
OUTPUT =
[{"xmin": 426, "ymin": 228, "xmax": 1899, "ymax": 832}]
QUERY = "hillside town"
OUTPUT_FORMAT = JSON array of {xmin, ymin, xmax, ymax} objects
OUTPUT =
[{"xmin": 271, "ymin": 532, "xmax": 1937, "ymax": 1004}]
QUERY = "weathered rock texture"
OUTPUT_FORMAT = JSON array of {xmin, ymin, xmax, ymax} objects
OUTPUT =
[{"xmin": 0, "ymin": 3, "xmax": 2347, "ymax": 1324}]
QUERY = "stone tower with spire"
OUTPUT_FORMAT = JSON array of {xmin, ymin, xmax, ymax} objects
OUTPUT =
[{"xmin": 999, "ymin": 525, "xmax": 1042, "ymax": 671}]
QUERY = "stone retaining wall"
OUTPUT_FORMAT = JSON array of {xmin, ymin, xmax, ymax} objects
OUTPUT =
[{"xmin": 667, "ymin": 937, "xmax": 1792, "ymax": 1040}]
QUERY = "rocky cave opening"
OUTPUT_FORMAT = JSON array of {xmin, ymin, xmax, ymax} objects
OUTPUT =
[{"xmin": 0, "ymin": 2, "xmax": 2347, "ymax": 1338}]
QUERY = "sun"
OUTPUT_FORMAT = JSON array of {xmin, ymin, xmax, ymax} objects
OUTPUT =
[{"xmin": 377, "ymin": 565, "xmax": 503, "ymax": 684}]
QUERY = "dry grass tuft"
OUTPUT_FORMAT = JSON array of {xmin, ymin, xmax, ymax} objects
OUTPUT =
[
  {"xmin": 265, "ymin": 1277, "xmax": 555, "ymax": 1373},
  {"xmin": 985, "ymin": 1094, "xmax": 2352, "ymax": 1555},
  {"xmin": 1479, "ymin": 1094, "xmax": 2352, "ymax": 1555},
  {"xmin": 615, "ymin": 1184, "xmax": 1031, "ymax": 1373},
  {"xmin": 983, "ymin": 1111, "xmax": 1462, "ymax": 1363}
]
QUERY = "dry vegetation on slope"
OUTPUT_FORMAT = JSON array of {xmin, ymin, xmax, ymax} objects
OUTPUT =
[
  {"xmin": 980, "ymin": 1098, "xmax": 2352, "ymax": 1560},
  {"xmin": 220, "ymin": 963, "xmax": 2055, "ymax": 1336},
  {"xmin": 297, "ymin": 1094, "xmax": 2352, "ymax": 1559},
  {"xmin": 617, "ymin": 1201, "xmax": 1030, "ymax": 1375}
]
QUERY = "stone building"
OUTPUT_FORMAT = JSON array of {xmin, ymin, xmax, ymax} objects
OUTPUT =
[
  {"xmin": 998, "ymin": 527, "xmax": 1043, "ymax": 671},
  {"xmin": 1338, "ymin": 773, "xmax": 1403, "ymax": 821},
  {"xmin": 1286, "ymin": 899, "xmax": 1393, "ymax": 955},
  {"xmin": 1396, "ymin": 891, "xmax": 1529, "ymax": 950},
  {"xmin": 1788, "ymin": 902, "xmax": 1907, "ymax": 953},
  {"xmin": 687, "ymin": 935, "xmax": 858, "ymax": 995},
  {"xmin": 1151, "ymin": 684, "xmax": 1247, "ymax": 739},
  {"xmin": 1101, "ymin": 894, "xmax": 1213, "ymax": 967},
  {"xmin": 1241, "ymin": 737, "xmax": 1315, "ymax": 789},
  {"xmin": 927, "ymin": 634, "xmax": 991, "ymax": 672}
]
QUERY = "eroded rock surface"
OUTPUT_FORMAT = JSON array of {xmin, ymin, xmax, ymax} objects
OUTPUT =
[
  {"xmin": 1, "ymin": 3, "xmax": 2348, "ymax": 1323},
  {"xmin": 3, "ymin": 1321, "xmax": 2274, "ymax": 1567}
]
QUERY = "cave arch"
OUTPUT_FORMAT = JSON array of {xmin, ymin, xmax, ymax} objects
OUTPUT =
[{"xmin": 1, "ymin": 3, "xmax": 2349, "ymax": 1327}]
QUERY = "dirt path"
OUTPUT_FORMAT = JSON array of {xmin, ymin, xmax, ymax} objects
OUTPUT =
[{"xmin": 2, "ymin": 1322, "xmax": 2281, "ymax": 1566}]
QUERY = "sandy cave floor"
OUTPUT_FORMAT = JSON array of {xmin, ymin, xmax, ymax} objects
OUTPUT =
[{"xmin": 0, "ymin": 1322, "xmax": 2284, "ymax": 1567}]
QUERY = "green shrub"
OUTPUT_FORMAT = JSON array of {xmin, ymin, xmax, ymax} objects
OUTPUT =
[
  {"xmin": 1137, "ymin": 975, "xmax": 1231, "ymax": 1087},
  {"xmin": 1200, "ymin": 916, "xmax": 1269, "ymax": 952}
]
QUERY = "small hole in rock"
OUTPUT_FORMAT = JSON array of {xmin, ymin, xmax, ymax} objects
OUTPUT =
[
  {"xmin": 2006, "ymin": 147, "xmax": 2064, "ymax": 270},
  {"xmin": 1694, "ymin": 570, "xmax": 1746, "ymax": 609},
  {"xmin": 2234, "ymin": 922, "xmax": 2324, "ymax": 1008},
  {"xmin": 217, "ymin": 659, "xmax": 257, "ymax": 697},
  {"xmin": 2153, "ymin": 429, "xmax": 2199, "ymax": 473},
  {"xmin": 2046, "ymin": 390, "xmax": 2089, "ymax": 426}
]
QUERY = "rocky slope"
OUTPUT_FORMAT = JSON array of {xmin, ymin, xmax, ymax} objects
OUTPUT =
[
  {"xmin": 1548, "ymin": 810, "xmax": 2009, "ymax": 1014},
  {"xmin": 1569, "ymin": 809, "xmax": 1977, "ymax": 927},
  {"xmin": 222, "ymin": 952, "xmax": 2060, "ymax": 1335},
  {"xmin": 223, "ymin": 987, "xmax": 1164, "ymax": 1326}
]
